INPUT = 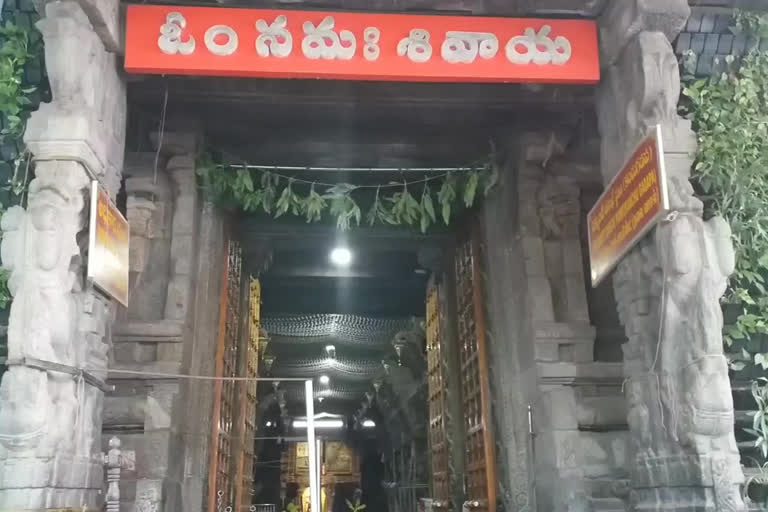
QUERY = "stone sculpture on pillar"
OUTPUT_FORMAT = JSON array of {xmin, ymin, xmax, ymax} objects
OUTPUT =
[
  {"xmin": 0, "ymin": 0, "xmax": 126, "ymax": 509},
  {"xmin": 597, "ymin": 3, "xmax": 745, "ymax": 510}
]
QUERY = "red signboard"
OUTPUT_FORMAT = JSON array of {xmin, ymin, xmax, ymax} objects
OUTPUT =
[
  {"xmin": 587, "ymin": 125, "xmax": 669, "ymax": 287},
  {"xmin": 125, "ymin": 5, "xmax": 599, "ymax": 84}
]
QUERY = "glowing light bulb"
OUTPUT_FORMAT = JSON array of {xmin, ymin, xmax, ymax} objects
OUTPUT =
[{"xmin": 330, "ymin": 247, "xmax": 352, "ymax": 266}]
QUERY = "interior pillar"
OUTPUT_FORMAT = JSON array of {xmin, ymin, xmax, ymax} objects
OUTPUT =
[
  {"xmin": 596, "ymin": 1, "xmax": 745, "ymax": 509},
  {"xmin": 0, "ymin": 1, "xmax": 126, "ymax": 509}
]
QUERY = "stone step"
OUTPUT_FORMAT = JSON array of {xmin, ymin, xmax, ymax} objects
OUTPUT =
[{"xmin": 587, "ymin": 497, "xmax": 626, "ymax": 511}]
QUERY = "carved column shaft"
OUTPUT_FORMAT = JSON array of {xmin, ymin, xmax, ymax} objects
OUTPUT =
[{"xmin": 597, "ymin": 1, "xmax": 744, "ymax": 510}]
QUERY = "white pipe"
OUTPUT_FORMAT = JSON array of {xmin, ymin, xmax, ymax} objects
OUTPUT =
[
  {"xmin": 226, "ymin": 164, "xmax": 474, "ymax": 173},
  {"xmin": 294, "ymin": 419, "xmax": 344, "ymax": 428},
  {"xmin": 305, "ymin": 380, "xmax": 320, "ymax": 512}
]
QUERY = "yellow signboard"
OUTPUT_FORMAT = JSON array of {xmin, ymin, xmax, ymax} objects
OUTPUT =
[
  {"xmin": 587, "ymin": 125, "xmax": 669, "ymax": 286},
  {"xmin": 87, "ymin": 181, "xmax": 130, "ymax": 306}
]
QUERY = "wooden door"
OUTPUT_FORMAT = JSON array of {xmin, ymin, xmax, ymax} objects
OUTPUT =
[{"xmin": 454, "ymin": 228, "xmax": 496, "ymax": 512}]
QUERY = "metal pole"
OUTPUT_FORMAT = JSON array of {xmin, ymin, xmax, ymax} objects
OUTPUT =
[{"xmin": 306, "ymin": 380, "xmax": 320, "ymax": 512}]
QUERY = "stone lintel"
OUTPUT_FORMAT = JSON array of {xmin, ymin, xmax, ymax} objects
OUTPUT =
[
  {"xmin": 74, "ymin": 0, "xmax": 122, "ymax": 54},
  {"xmin": 599, "ymin": 0, "xmax": 691, "ymax": 67},
  {"xmin": 150, "ymin": 130, "xmax": 204, "ymax": 157},
  {"xmin": 518, "ymin": 130, "xmax": 569, "ymax": 163},
  {"xmin": 534, "ymin": 322, "xmax": 596, "ymax": 362}
]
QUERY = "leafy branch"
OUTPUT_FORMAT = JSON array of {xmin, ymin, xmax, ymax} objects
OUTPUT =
[
  {"xmin": 0, "ymin": 19, "xmax": 42, "ymax": 316},
  {"xmin": 196, "ymin": 158, "xmax": 496, "ymax": 232},
  {"xmin": 681, "ymin": 8, "xmax": 768, "ymax": 466},
  {"xmin": 0, "ymin": 20, "xmax": 38, "ymax": 141}
]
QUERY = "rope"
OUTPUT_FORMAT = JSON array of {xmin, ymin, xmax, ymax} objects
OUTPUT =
[
  {"xmin": 210, "ymin": 156, "xmax": 491, "ymax": 190},
  {"xmin": 620, "ymin": 210, "xmax": 728, "ymax": 438}
]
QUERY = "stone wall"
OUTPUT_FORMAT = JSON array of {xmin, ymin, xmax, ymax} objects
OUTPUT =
[
  {"xmin": 101, "ymin": 126, "xmax": 227, "ymax": 512},
  {"xmin": 478, "ymin": 134, "xmax": 629, "ymax": 512}
]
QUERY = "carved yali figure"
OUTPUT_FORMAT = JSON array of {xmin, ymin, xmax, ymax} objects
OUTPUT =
[{"xmin": 0, "ymin": 171, "xmax": 86, "ymax": 455}]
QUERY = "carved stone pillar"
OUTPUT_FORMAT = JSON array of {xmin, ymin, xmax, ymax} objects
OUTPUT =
[
  {"xmin": 597, "ymin": 1, "xmax": 744, "ymax": 510},
  {"xmin": 0, "ymin": 1, "xmax": 125, "ymax": 509}
]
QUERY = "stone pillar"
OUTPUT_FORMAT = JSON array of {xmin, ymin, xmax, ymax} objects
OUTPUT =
[
  {"xmin": 0, "ymin": 1, "xmax": 125, "ymax": 509},
  {"xmin": 597, "ymin": 1, "xmax": 744, "ymax": 510}
]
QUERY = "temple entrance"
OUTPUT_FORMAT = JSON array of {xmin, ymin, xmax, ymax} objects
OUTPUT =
[
  {"xmin": 121, "ymin": 66, "xmax": 602, "ymax": 510},
  {"xmin": 205, "ymin": 220, "xmax": 495, "ymax": 512}
]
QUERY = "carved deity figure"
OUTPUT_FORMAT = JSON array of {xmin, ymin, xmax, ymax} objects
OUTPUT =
[
  {"xmin": 0, "ymin": 166, "xmax": 87, "ymax": 456},
  {"xmin": 597, "ymin": 16, "xmax": 745, "ymax": 508}
]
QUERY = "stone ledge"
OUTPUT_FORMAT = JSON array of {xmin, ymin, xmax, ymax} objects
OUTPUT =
[
  {"xmin": 113, "ymin": 321, "xmax": 184, "ymax": 343},
  {"xmin": 534, "ymin": 322, "xmax": 596, "ymax": 340},
  {"xmin": 538, "ymin": 362, "xmax": 624, "ymax": 385},
  {"xmin": 534, "ymin": 322, "xmax": 597, "ymax": 363}
]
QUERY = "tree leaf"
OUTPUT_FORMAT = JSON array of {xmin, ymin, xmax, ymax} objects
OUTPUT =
[
  {"xmin": 303, "ymin": 184, "xmax": 326, "ymax": 223},
  {"xmin": 464, "ymin": 171, "xmax": 479, "ymax": 207},
  {"xmin": 275, "ymin": 180, "xmax": 294, "ymax": 218},
  {"xmin": 261, "ymin": 172, "xmax": 278, "ymax": 214},
  {"xmin": 422, "ymin": 184, "xmax": 436, "ymax": 223},
  {"xmin": 437, "ymin": 173, "xmax": 457, "ymax": 225}
]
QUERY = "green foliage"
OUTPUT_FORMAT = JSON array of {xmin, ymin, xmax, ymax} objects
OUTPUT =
[
  {"xmin": 747, "ymin": 378, "xmax": 768, "ymax": 459},
  {"xmin": 345, "ymin": 499, "xmax": 366, "ymax": 512},
  {"xmin": 681, "ymin": 8, "xmax": 768, "ymax": 464},
  {"xmin": 732, "ymin": 10, "xmax": 768, "ymax": 39},
  {"xmin": 196, "ymin": 159, "xmax": 496, "ymax": 232},
  {"xmin": 0, "ymin": 21, "xmax": 37, "ymax": 141},
  {"xmin": 0, "ymin": 19, "xmax": 41, "ymax": 315}
]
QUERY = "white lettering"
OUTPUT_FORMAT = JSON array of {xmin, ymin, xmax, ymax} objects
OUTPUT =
[
  {"xmin": 363, "ymin": 27, "xmax": 381, "ymax": 61},
  {"xmin": 255, "ymin": 16, "xmax": 293, "ymax": 58},
  {"xmin": 505, "ymin": 25, "xmax": 571, "ymax": 65},
  {"xmin": 397, "ymin": 29, "xmax": 432, "ymax": 63},
  {"xmin": 205, "ymin": 25, "xmax": 239, "ymax": 56},
  {"xmin": 158, "ymin": 12, "xmax": 195, "ymax": 55},
  {"xmin": 302, "ymin": 16, "xmax": 356, "ymax": 60},
  {"xmin": 441, "ymin": 31, "xmax": 498, "ymax": 63}
]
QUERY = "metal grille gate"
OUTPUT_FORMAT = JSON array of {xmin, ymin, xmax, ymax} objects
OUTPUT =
[
  {"xmin": 426, "ymin": 280, "xmax": 452, "ymax": 509},
  {"xmin": 237, "ymin": 277, "xmax": 262, "ymax": 506},
  {"xmin": 454, "ymin": 229, "xmax": 496, "ymax": 512},
  {"xmin": 210, "ymin": 242, "xmax": 264, "ymax": 511}
]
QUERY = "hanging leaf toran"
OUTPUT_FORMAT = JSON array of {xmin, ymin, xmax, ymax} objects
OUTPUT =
[{"xmin": 196, "ymin": 156, "xmax": 498, "ymax": 232}]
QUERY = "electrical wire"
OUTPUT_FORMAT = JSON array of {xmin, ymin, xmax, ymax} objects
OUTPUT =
[{"xmin": 207, "ymin": 156, "xmax": 491, "ymax": 190}]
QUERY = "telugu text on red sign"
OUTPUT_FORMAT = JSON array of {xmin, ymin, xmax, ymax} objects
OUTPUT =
[{"xmin": 125, "ymin": 6, "xmax": 600, "ymax": 84}]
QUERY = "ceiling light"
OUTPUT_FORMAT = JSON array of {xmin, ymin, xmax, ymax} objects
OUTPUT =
[
  {"xmin": 319, "ymin": 375, "xmax": 330, "ymax": 385},
  {"xmin": 362, "ymin": 419, "xmax": 376, "ymax": 428},
  {"xmin": 330, "ymin": 247, "xmax": 352, "ymax": 266},
  {"xmin": 266, "ymin": 421, "xmax": 273, "ymax": 427}
]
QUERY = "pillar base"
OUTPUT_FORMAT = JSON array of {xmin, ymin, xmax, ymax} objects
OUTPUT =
[
  {"xmin": 630, "ymin": 453, "xmax": 743, "ymax": 511},
  {"xmin": 0, "ymin": 455, "xmax": 103, "ymax": 510}
]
